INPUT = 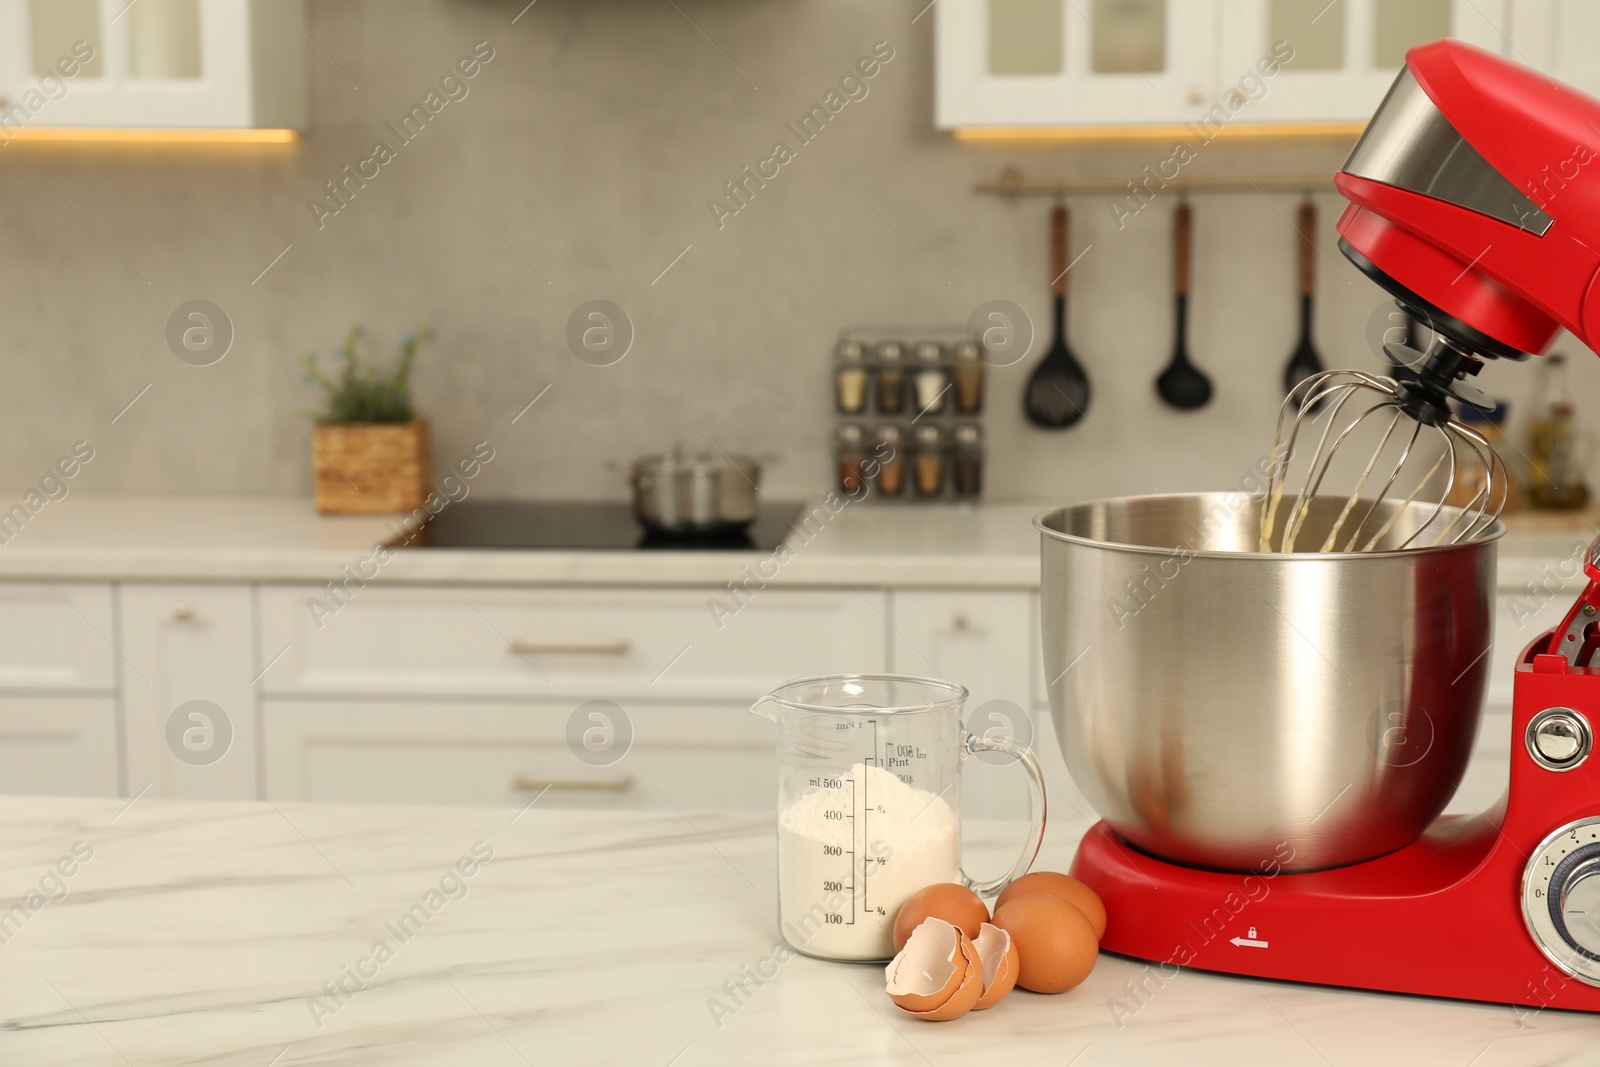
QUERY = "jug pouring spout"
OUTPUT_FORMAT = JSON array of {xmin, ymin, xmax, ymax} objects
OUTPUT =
[{"xmin": 749, "ymin": 691, "xmax": 783, "ymax": 723}]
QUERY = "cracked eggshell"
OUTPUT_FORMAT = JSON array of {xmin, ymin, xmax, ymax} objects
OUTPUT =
[
  {"xmin": 884, "ymin": 917, "xmax": 984, "ymax": 1021},
  {"xmin": 971, "ymin": 922, "xmax": 1019, "ymax": 1009}
]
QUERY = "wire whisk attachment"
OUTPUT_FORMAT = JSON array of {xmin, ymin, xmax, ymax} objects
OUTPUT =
[{"xmin": 1259, "ymin": 367, "xmax": 1508, "ymax": 553}]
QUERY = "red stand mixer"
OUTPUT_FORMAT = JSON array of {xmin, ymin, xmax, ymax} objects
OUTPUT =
[{"xmin": 1044, "ymin": 40, "xmax": 1600, "ymax": 1011}]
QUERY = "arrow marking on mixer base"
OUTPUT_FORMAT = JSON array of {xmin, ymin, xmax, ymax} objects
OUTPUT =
[{"xmin": 1231, "ymin": 936, "xmax": 1270, "ymax": 949}]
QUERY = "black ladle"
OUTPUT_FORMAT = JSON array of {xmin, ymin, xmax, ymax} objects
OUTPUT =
[
  {"xmin": 1155, "ymin": 201, "xmax": 1213, "ymax": 410},
  {"xmin": 1024, "ymin": 204, "xmax": 1090, "ymax": 428},
  {"xmin": 1283, "ymin": 198, "xmax": 1326, "ymax": 398}
]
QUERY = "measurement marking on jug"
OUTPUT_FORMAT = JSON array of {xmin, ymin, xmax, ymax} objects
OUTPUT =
[
  {"xmin": 866, "ymin": 719, "xmax": 878, "ymax": 921},
  {"xmin": 848, "ymin": 775, "xmax": 856, "ymax": 927}
]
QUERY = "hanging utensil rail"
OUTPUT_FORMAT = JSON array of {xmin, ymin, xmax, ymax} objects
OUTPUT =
[{"xmin": 974, "ymin": 166, "xmax": 1337, "ymax": 200}]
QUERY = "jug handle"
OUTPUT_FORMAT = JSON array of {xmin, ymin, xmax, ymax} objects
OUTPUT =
[{"xmin": 958, "ymin": 731, "xmax": 1047, "ymax": 898}]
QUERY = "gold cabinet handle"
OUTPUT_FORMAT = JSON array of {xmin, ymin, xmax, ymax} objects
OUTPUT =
[
  {"xmin": 512, "ymin": 774, "xmax": 634, "ymax": 793},
  {"xmin": 508, "ymin": 640, "xmax": 632, "ymax": 656}
]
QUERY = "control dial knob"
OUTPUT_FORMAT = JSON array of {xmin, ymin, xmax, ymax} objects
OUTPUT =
[{"xmin": 1523, "ymin": 817, "xmax": 1600, "ymax": 985}]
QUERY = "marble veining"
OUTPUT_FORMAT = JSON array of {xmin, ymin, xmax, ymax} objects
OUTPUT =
[{"xmin": 1, "ymin": 795, "xmax": 1596, "ymax": 1065}]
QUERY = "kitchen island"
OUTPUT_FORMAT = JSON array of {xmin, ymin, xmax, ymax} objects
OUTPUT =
[{"xmin": 0, "ymin": 795, "xmax": 1591, "ymax": 1066}]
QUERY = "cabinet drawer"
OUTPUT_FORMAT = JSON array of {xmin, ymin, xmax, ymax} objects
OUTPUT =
[
  {"xmin": 260, "ymin": 699, "xmax": 775, "ymax": 811},
  {"xmin": 887, "ymin": 590, "xmax": 1033, "ymax": 705},
  {"xmin": 889, "ymin": 590, "xmax": 1037, "ymax": 820},
  {"xmin": 0, "ymin": 583, "xmax": 114, "ymax": 691},
  {"xmin": 257, "ymin": 586, "xmax": 888, "ymax": 700},
  {"xmin": 0, "ymin": 697, "xmax": 118, "ymax": 796}
]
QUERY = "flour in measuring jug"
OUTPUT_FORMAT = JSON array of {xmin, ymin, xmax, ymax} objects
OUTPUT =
[{"xmin": 777, "ymin": 762, "xmax": 959, "ymax": 960}]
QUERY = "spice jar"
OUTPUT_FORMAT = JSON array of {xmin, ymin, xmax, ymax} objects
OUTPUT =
[
  {"xmin": 874, "ymin": 425, "xmax": 906, "ymax": 497},
  {"xmin": 836, "ymin": 424, "xmax": 867, "ymax": 495},
  {"xmin": 952, "ymin": 423, "xmax": 983, "ymax": 498},
  {"xmin": 876, "ymin": 341, "xmax": 907, "ymax": 415},
  {"xmin": 834, "ymin": 340, "xmax": 869, "ymax": 415},
  {"xmin": 912, "ymin": 341, "xmax": 950, "ymax": 416},
  {"xmin": 952, "ymin": 340, "xmax": 985, "ymax": 415},
  {"xmin": 913, "ymin": 425, "xmax": 945, "ymax": 498}
]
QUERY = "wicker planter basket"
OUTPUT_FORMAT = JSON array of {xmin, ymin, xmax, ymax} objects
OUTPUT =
[{"xmin": 311, "ymin": 417, "xmax": 432, "ymax": 514}]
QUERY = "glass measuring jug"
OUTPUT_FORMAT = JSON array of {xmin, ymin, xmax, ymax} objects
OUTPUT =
[{"xmin": 750, "ymin": 674, "xmax": 1046, "ymax": 962}]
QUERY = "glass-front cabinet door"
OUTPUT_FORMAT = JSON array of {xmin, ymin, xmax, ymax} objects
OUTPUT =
[
  {"xmin": 935, "ymin": 0, "xmax": 1531, "ymax": 130},
  {"xmin": 937, "ymin": 0, "xmax": 1223, "ymax": 128},
  {"xmin": 1214, "ymin": 0, "xmax": 1508, "ymax": 123},
  {"xmin": 0, "ymin": 0, "xmax": 306, "ymax": 131}
]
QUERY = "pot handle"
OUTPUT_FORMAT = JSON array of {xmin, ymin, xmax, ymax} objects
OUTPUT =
[{"xmin": 958, "ymin": 730, "xmax": 1047, "ymax": 898}]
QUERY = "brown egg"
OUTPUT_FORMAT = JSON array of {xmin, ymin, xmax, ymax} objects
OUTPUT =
[
  {"xmin": 995, "ymin": 871, "xmax": 1107, "ymax": 940},
  {"xmin": 892, "ymin": 883, "xmax": 989, "ymax": 953},
  {"xmin": 992, "ymin": 894, "xmax": 1099, "ymax": 993},
  {"xmin": 885, "ymin": 917, "xmax": 984, "ymax": 1021}
]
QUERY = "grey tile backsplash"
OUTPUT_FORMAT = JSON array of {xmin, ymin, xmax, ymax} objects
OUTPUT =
[{"xmin": 1, "ymin": 0, "xmax": 1591, "ymax": 504}]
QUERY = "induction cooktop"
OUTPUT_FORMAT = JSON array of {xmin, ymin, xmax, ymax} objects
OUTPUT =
[{"xmin": 407, "ymin": 501, "xmax": 805, "ymax": 551}]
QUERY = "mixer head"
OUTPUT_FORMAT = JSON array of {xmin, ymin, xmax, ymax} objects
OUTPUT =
[
  {"xmin": 1259, "ymin": 361, "xmax": 1507, "ymax": 553},
  {"xmin": 1259, "ymin": 37, "xmax": 1600, "ymax": 553},
  {"xmin": 1334, "ymin": 40, "xmax": 1600, "ymax": 363}
]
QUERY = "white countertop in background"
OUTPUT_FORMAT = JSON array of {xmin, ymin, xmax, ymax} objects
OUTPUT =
[
  {"xmin": 0, "ymin": 496, "xmax": 1046, "ymax": 587},
  {"xmin": 0, "ymin": 493, "xmax": 1582, "ymax": 590},
  {"xmin": 1, "ymin": 795, "xmax": 1591, "ymax": 1066}
]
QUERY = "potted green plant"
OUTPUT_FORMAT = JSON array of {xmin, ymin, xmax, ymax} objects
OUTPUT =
[{"xmin": 303, "ymin": 326, "xmax": 434, "ymax": 514}]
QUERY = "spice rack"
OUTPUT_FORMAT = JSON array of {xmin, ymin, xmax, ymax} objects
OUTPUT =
[{"xmin": 832, "ymin": 326, "xmax": 987, "ymax": 502}]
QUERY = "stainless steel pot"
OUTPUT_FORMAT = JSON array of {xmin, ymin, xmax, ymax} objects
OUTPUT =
[
  {"xmin": 629, "ymin": 447, "xmax": 761, "ymax": 534},
  {"xmin": 1037, "ymin": 492, "xmax": 1503, "ymax": 872}
]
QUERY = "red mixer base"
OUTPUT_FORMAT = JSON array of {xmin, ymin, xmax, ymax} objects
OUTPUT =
[
  {"xmin": 1070, "ymin": 643, "xmax": 1600, "ymax": 1012},
  {"xmin": 1073, "ymin": 815, "xmax": 1593, "ymax": 1011}
]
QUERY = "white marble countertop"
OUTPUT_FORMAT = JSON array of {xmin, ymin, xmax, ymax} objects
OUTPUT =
[
  {"xmin": 2, "ymin": 795, "xmax": 1593, "ymax": 1066},
  {"xmin": 0, "ymin": 493, "xmax": 1584, "ymax": 590}
]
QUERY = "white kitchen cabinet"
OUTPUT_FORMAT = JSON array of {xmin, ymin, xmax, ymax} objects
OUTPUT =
[
  {"xmin": 887, "ymin": 590, "xmax": 1034, "ymax": 706},
  {"xmin": 1509, "ymin": 0, "xmax": 1600, "ymax": 97},
  {"xmin": 887, "ymin": 589, "xmax": 1046, "ymax": 819},
  {"xmin": 937, "ymin": 0, "xmax": 1222, "ymax": 128},
  {"xmin": 120, "ymin": 584, "xmax": 257, "ymax": 801},
  {"xmin": 0, "ymin": 581, "xmax": 115, "ymax": 691},
  {"xmin": 1217, "ymin": 0, "xmax": 1507, "ymax": 123},
  {"xmin": 937, "ymin": 0, "xmax": 1509, "ymax": 130},
  {"xmin": 257, "ymin": 585, "xmax": 889, "ymax": 703},
  {"xmin": 260, "ymin": 698, "xmax": 776, "ymax": 812},
  {"xmin": 0, "ymin": 697, "xmax": 118, "ymax": 795},
  {"xmin": 0, "ymin": 0, "xmax": 307, "ymax": 131},
  {"xmin": 0, "ymin": 581, "xmax": 117, "ymax": 796}
]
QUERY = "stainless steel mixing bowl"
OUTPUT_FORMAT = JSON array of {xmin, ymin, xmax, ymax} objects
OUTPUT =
[{"xmin": 1037, "ymin": 492, "xmax": 1503, "ymax": 872}]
